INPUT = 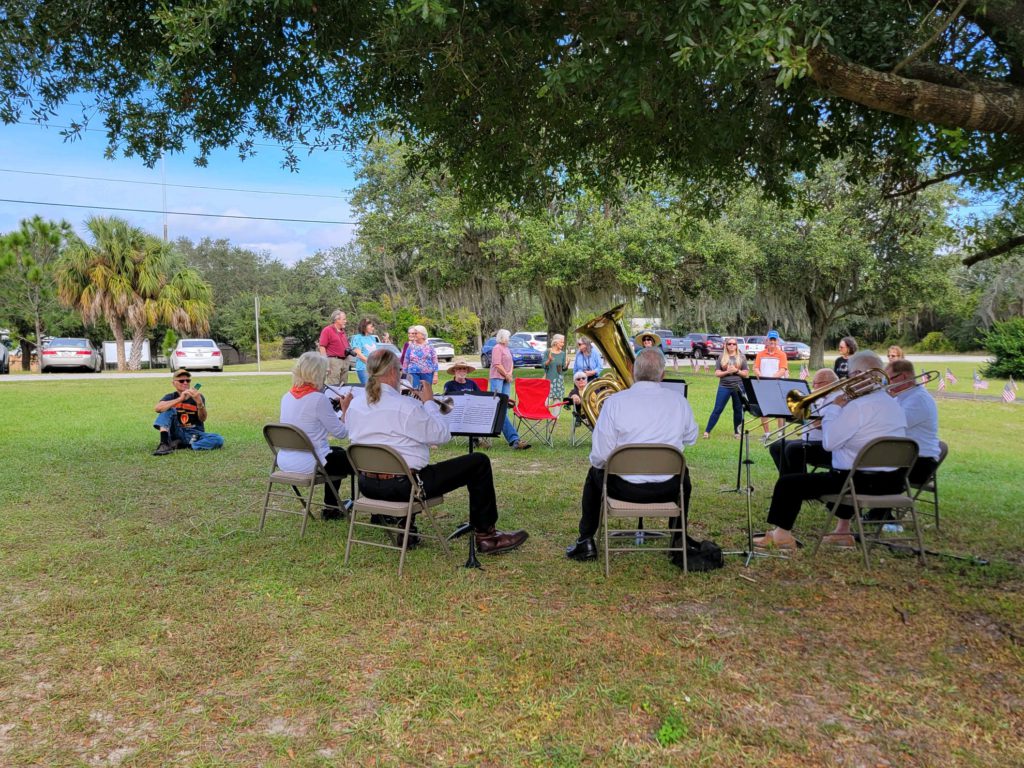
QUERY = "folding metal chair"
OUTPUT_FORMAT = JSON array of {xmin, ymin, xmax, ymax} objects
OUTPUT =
[
  {"xmin": 600, "ymin": 444, "xmax": 688, "ymax": 577},
  {"xmin": 344, "ymin": 444, "xmax": 452, "ymax": 576},
  {"xmin": 911, "ymin": 440, "xmax": 948, "ymax": 530},
  {"xmin": 512, "ymin": 378, "xmax": 558, "ymax": 447},
  {"xmin": 812, "ymin": 437, "xmax": 925, "ymax": 569},
  {"xmin": 570, "ymin": 407, "xmax": 593, "ymax": 447},
  {"xmin": 260, "ymin": 423, "xmax": 349, "ymax": 537}
]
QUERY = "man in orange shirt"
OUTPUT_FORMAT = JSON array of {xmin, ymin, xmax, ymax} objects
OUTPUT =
[{"xmin": 753, "ymin": 330, "xmax": 790, "ymax": 440}]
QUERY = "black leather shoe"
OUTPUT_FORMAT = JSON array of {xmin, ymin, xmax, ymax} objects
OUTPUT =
[
  {"xmin": 322, "ymin": 507, "xmax": 343, "ymax": 521},
  {"xmin": 152, "ymin": 441, "xmax": 173, "ymax": 456},
  {"xmin": 565, "ymin": 537, "xmax": 597, "ymax": 561}
]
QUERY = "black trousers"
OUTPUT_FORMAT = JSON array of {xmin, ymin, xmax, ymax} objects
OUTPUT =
[
  {"xmin": 357, "ymin": 452, "xmax": 498, "ymax": 531},
  {"xmin": 768, "ymin": 439, "xmax": 832, "ymax": 475},
  {"xmin": 323, "ymin": 447, "xmax": 354, "ymax": 510},
  {"xmin": 766, "ymin": 469, "xmax": 904, "ymax": 530},
  {"xmin": 909, "ymin": 456, "xmax": 939, "ymax": 487},
  {"xmin": 579, "ymin": 466, "xmax": 692, "ymax": 539}
]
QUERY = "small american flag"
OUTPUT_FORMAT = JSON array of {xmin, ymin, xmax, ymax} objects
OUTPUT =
[
  {"xmin": 799, "ymin": 364, "xmax": 809, "ymax": 380},
  {"xmin": 972, "ymin": 370, "xmax": 989, "ymax": 390},
  {"xmin": 937, "ymin": 377, "xmax": 946, "ymax": 393},
  {"xmin": 1012, "ymin": 376, "xmax": 1019, "ymax": 392},
  {"xmin": 1003, "ymin": 382, "xmax": 1017, "ymax": 403},
  {"xmin": 945, "ymin": 367, "xmax": 958, "ymax": 385}
]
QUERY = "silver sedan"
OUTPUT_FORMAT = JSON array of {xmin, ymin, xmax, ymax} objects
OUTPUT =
[{"xmin": 40, "ymin": 338, "xmax": 103, "ymax": 373}]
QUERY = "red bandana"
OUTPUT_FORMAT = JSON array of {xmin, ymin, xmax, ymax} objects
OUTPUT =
[{"xmin": 290, "ymin": 384, "xmax": 318, "ymax": 399}]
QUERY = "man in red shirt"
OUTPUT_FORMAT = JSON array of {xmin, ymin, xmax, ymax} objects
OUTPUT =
[{"xmin": 317, "ymin": 310, "xmax": 351, "ymax": 386}]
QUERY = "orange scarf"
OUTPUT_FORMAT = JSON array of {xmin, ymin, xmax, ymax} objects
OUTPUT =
[{"xmin": 290, "ymin": 384, "xmax": 318, "ymax": 399}]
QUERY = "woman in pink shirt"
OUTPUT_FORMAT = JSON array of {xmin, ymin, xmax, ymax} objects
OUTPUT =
[{"xmin": 488, "ymin": 329, "xmax": 530, "ymax": 450}]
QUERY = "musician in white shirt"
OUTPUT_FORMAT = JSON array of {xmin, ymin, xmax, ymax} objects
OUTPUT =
[
  {"xmin": 887, "ymin": 359, "xmax": 941, "ymax": 484},
  {"xmin": 346, "ymin": 349, "xmax": 529, "ymax": 555},
  {"xmin": 566, "ymin": 349, "xmax": 699, "ymax": 561},
  {"xmin": 768, "ymin": 368, "xmax": 840, "ymax": 475},
  {"xmin": 754, "ymin": 350, "xmax": 908, "ymax": 550},
  {"xmin": 278, "ymin": 351, "xmax": 354, "ymax": 520}
]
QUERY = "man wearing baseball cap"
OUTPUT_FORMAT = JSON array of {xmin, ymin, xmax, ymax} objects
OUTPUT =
[
  {"xmin": 754, "ymin": 331, "xmax": 790, "ymax": 439},
  {"xmin": 152, "ymin": 368, "xmax": 225, "ymax": 455}
]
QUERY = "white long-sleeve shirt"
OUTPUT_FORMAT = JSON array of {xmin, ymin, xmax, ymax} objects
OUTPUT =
[
  {"xmin": 895, "ymin": 385, "xmax": 940, "ymax": 459},
  {"xmin": 821, "ymin": 388, "xmax": 907, "ymax": 471},
  {"xmin": 345, "ymin": 384, "xmax": 450, "ymax": 470},
  {"xmin": 590, "ymin": 381, "xmax": 698, "ymax": 482},
  {"xmin": 278, "ymin": 391, "xmax": 348, "ymax": 473}
]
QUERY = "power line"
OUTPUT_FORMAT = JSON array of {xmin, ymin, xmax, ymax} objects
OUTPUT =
[
  {"xmin": 0, "ymin": 167, "xmax": 349, "ymax": 200},
  {"xmin": 0, "ymin": 198, "xmax": 357, "ymax": 225}
]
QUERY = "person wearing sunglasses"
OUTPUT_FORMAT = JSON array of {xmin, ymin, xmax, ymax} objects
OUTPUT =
[
  {"xmin": 702, "ymin": 338, "xmax": 748, "ymax": 439},
  {"xmin": 152, "ymin": 368, "xmax": 225, "ymax": 455},
  {"xmin": 572, "ymin": 338, "xmax": 603, "ymax": 382}
]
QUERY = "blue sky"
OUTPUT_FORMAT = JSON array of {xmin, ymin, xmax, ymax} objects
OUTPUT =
[{"xmin": 0, "ymin": 115, "xmax": 359, "ymax": 264}]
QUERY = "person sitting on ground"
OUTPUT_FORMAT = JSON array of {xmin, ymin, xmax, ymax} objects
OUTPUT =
[
  {"xmin": 767, "ymin": 368, "xmax": 839, "ymax": 475},
  {"xmin": 346, "ymin": 349, "xmax": 529, "ymax": 554},
  {"xmin": 886, "ymin": 358, "xmax": 941, "ymax": 485},
  {"xmin": 152, "ymin": 368, "xmax": 226, "ymax": 455},
  {"xmin": 565, "ymin": 348, "xmax": 699, "ymax": 561},
  {"xmin": 753, "ymin": 350, "xmax": 908, "ymax": 550},
  {"xmin": 276, "ymin": 351, "xmax": 354, "ymax": 520}
]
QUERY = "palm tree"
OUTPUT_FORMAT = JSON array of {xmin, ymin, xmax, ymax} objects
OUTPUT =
[{"xmin": 56, "ymin": 217, "xmax": 213, "ymax": 370}]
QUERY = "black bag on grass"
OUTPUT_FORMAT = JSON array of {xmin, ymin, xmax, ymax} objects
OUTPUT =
[{"xmin": 672, "ymin": 537, "xmax": 724, "ymax": 572}]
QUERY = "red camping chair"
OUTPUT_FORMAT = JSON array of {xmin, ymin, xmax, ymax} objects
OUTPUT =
[
  {"xmin": 512, "ymin": 378, "xmax": 558, "ymax": 447},
  {"xmin": 469, "ymin": 377, "xmax": 489, "ymax": 392}
]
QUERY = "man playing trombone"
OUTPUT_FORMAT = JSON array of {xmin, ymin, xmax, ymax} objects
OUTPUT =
[
  {"xmin": 754, "ymin": 350, "xmax": 908, "ymax": 550},
  {"xmin": 887, "ymin": 358, "xmax": 941, "ymax": 485}
]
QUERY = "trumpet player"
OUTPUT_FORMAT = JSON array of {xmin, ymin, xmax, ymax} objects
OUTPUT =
[
  {"xmin": 346, "ymin": 349, "xmax": 529, "ymax": 555},
  {"xmin": 754, "ymin": 350, "xmax": 908, "ymax": 550}
]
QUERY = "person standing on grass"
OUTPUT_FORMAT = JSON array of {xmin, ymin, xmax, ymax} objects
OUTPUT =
[
  {"xmin": 754, "ymin": 330, "xmax": 789, "ymax": 439},
  {"xmin": 318, "ymin": 309, "xmax": 351, "ymax": 386},
  {"xmin": 350, "ymin": 318, "xmax": 379, "ymax": 385},
  {"xmin": 544, "ymin": 334, "xmax": 567, "ymax": 404},
  {"xmin": 488, "ymin": 329, "xmax": 531, "ymax": 450},
  {"xmin": 152, "ymin": 368, "xmax": 225, "ymax": 455},
  {"xmin": 702, "ymin": 336, "xmax": 748, "ymax": 440},
  {"xmin": 833, "ymin": 336, "xmax": 857, "ymax": 380}
]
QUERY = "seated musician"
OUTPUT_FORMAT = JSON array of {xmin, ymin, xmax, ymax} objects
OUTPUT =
[
  {"xmin": 754, "ymin": 351, "xmax": 908, "ymax": 550},
  {"xmin": 346, "ymin": 349, "xmax": 529, "ymax": 554},
  {"xmin": 277, "ymin": 351, "xmax": 354, "ymax": 519},
  {"xmin": 886, "ymin": 359, "xmax": 941, "ymax": 485},
  {"xmin": 768, "ymin": 368, "xmax": 839, "ymax": 475},
  {"xmin": 565, "ymin": 349, "xmax": 698, "ymax": 561},
  {"xmin": 442, "ymin": 359, "xmax": 481, "ymax": 394}
]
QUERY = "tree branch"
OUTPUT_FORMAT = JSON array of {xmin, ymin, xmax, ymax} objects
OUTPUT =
[
  {"xmin": 892, "ymin": 0, "xmax": 970, "ymax": 76},
  {"xmin": 963, "ymin": 234, "xmax": 1024, "ymax": 266},
  {"xmin": 884, "ymin": 164, "xmax": 990, "ymax": 197},
  {"xmin": 807, "ymin": 46, "xmax": 1024, "ymax": 135}
]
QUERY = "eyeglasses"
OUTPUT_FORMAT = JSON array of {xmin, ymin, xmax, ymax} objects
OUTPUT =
[
  {"xmin": 726, "ymin": 343, "xmax": 737, "ymax": 346},
  {"xmin": 175, "ymin": 379, "xmax": 191, "ymax": 384}
]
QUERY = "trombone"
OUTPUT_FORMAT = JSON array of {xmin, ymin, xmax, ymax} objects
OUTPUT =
[
  {"xmin": 399, "ymin": 378, "xmax": 455, "ymax": 414},
  {"xmin": 764, "ymin": 368, "xmax": 939, "ymax": 446}
]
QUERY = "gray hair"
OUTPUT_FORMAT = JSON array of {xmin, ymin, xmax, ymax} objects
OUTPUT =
[
  {"xmin": 331, "ymin": 309, "xmax": 346, "ymax": 323},
  {"xmin": 633, "ymin": 348, "xmax": 666, "ymax": 382},
  {"xmin": 552, "ymin": 333, "xmax": 565, "ymax": 344},
  {"xmin": 408, "ymin": 324, "xmax": 428, "ymax": 338},
  {"xmin": 848, "ymin": 350, "xmax": 884, "ymax": 376},
  {"xmin": 496, "ymin": 328, "xmax": 511, "ymax": 344},
  {"xmin": 292, "ymin": 351, "xmax": 328, "ymax": 389}
]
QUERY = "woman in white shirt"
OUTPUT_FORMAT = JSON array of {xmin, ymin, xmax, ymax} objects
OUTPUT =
[{"xmin": 278, "ymin": 351, "xmax": 353, "ymax": 519}]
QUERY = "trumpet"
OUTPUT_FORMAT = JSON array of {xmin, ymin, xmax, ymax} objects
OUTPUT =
[
  {"xmin": 764, "ymin": 368, "xmax": 939, "ymax": 446},
  {"xmin": 399, "ymin": 379, "xmax": 455, "ymax": 415}
]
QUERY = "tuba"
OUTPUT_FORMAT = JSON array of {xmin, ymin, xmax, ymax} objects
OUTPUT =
[{"xmin": 574, "ymin": 304, "xmax": 636, "ymax": 426}]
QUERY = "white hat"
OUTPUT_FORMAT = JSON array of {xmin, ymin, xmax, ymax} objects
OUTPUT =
[{"xmin": 446, "ymin": 359, "xmax": 476, "ymax": 374}]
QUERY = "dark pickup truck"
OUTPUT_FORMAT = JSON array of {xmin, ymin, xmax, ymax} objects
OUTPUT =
[{"xmin": 677, "ymin": 333, "xmax": 725, "ymax": 359}]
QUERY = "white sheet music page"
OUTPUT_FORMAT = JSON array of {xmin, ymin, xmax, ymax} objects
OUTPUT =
[{"xmin": 444, "ymin": 394, "xmax": 501, "ymax": 435}]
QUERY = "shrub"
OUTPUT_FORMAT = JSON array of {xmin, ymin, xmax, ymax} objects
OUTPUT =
[
  {"xmin": 917, "ymin": 331, "xmax": 955, "ymax": 353},
  {"xmin": 983, "ymin": 318, "xmax": 1024, "ymax": 378}
]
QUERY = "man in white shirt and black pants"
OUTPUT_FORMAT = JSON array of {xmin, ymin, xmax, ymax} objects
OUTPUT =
[
  {"xmin": 566, "ymin": 349, "xmax": 699, "ymax": 561},
  {"xmin": 886, "ymin": 358, "xmax": 941, "ymax": 485},
  {"xmin": 346, "ymin": 349, "xmax": 529, "ymax": 555},
  {"xmin": 754, "ymin": 351, "xmax": 909, "ymax": 550}
]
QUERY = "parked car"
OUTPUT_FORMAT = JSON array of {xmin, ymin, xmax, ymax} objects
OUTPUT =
[
  {"xmin": 172, "ymin": 338, "xmax": 223, "ymax": 371},
  {"xmin": 744, "ymin": 336, "xmax": 767, "ymax": 359},
  {"xmin": 782, "ymin": 341, "xmax": 811, "ymax": 360},
  {"xmin": 40, "ymin": 337, "xmax": 103, "ymax": 373},
  {"xmin": 480, "ymin": 337, "xmax": 545, "ymax": 369},
  {"xmin": 678, "ymin": 333, "xmax": 725, "ymax": 359},
  {"xmin": 426, "ymin": 337, "xmax": 455, "ymax": 362},
  {"xmin": 0, "ymin": 342, "xmax": 8, "ymax": 374},
  {"xmin": 632, "ymin": 328, "xmax": 683, "ymax": 357},
  {"xmin": 512, "ymin": 332, "xmax": 548, "ymax": 353}
]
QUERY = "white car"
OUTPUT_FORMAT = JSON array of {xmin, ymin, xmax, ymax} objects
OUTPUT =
[
  {"xmin": 172, "ymin": 338, "xmax": 223, "ymax": 371},
  {"xmin": 40, "ymin": 337, "xmax": 103, "ymax": 373},
  {"xmin": 512, "ymin": 331, "xmax": 548, "ymax": 353},
  {"xmin": 426, "ymin": 337, "xmax": 455, "ymax": 362}
]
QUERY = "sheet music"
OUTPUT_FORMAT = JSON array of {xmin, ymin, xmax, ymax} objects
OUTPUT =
[
  {"xmin": 444, "ymin": 393, "xmax": 504, "ymax": 435},
  {"xmin": 759, "ymin": 358, "xmax": 780, "ymax": 377}
]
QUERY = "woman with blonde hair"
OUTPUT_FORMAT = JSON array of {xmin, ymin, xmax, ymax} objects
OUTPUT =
[
  {"xmin": 278, "ymin": 351, "xmax": 353, "ymax": 519},
  {"xmin": 702, "ymin": 337, "xmax": 749, "ymax": 439},
  {"xmin": 887, "ymin": 345, "xmax": 905, "ymax": 362}
]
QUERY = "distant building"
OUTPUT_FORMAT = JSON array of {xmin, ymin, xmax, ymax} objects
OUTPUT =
[{"xmin": 629, "ymin": 317, "xmax": 662, "ymax": 333}]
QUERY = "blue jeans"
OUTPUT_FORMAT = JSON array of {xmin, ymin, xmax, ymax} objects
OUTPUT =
[
  {"xmin": 154, "ymin": 410, "xmax": 225, "ymax": 451},
  {"xmin": 490, "ymin": 377, "xmax": 521, "ymax": 445},
  {"xmin": 704, "ymin": 386, "xmax": 743, "ymax": 435},
  {"xmin": 409, "ymin": 371, "xmax": 434, "ymax": 390},
  {"xmin": 356, "ymin": 369, "xmax": 368, "ymax": 385}
]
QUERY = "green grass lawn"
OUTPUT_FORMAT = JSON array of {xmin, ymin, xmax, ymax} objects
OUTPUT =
[{"xmin": 0, "ymin": 369, "xmax": 1021, "ymax": 767}]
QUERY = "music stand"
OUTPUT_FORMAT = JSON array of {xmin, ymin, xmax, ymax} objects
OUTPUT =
[
  {"xmin": 722, "ymin": 378, "xmax": 810, "ymax": 566},
  {"xmin": 446, "ymin": 391, "xmax": 508, "ymax": 541}
]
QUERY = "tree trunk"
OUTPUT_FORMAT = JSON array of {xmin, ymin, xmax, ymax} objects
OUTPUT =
[
  {"xmin": 129, "ymin": 327, "xmax": 146, "ymax": 370},
  {"xmin": 539, "ymin": 284, "xmax": 575, "ymax": 343},
  {"xmin": 33, "ymin": 315, "xmax": 43, "ymax": 372},
  {"xmin": 110, "ymin": 317, "xmax": 127, "ymax": 371},
  {"xmin": 807, "ymin": 300, "xmax": 831, "ymax": 370}
]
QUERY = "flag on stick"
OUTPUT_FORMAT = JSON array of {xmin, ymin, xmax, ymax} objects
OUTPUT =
[
  {"xmin": 945, "ymin": 367, "xmax": 958, "ymax": 385},
  {"xmin": 973, "ymin": 370, "xmax": 989, "ymax": 390},
  {"xmin": 1003, "ymin": 382, "xmax": 1017, "ymax": 403},
  {"xmin": 799, "ymin": 365, "xmax": 809, "ymax": 381},
  {"xmin": 937, "ymin": 377, "xmax": 946, "ymax": 393}
]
